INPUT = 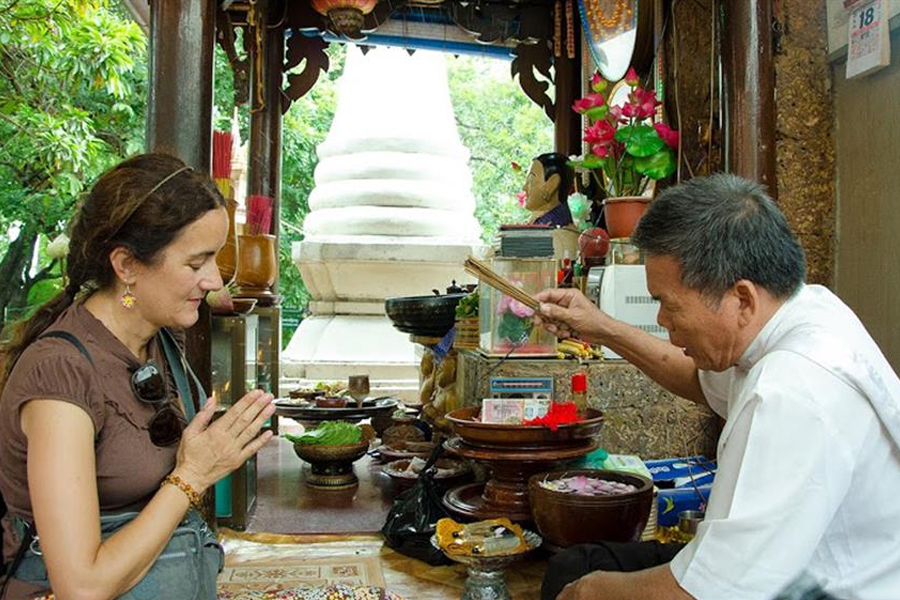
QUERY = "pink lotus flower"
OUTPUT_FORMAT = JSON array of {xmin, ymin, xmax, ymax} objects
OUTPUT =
[
  {"xmin": 590, "ymin": 144, "xmax": 610, "ymax": 158},
  {"xmin": 583, "ymin": 119, "xmax": 616, "ymax": 145},
  {"xmin": 570, "ymin": 68, "xmax": 678, "ymax": 197},
  {"xmin": 571, "ymin": 93, "xmax": 605, "ymax": 114},
  {"xmin": 654, "ymin": 122, "xmax": 680, "ymax": 149},
  {"xmin": 498, "ymin": 294, "xmax": 535, "ymax": 318},
  {"xmin": 608, "ymin": 104, "xmax": 626, "ymax": 124},
  {"xmin": 624, "ymin": 67, "xmax": 639, "ymax": 87},
  {"xmin": 621, "ymin": 89, "xmax": 658, "ymax": 120},
  {"xmin": 509, "ymin": 299, "xmax": 535, "ymax": 318}
]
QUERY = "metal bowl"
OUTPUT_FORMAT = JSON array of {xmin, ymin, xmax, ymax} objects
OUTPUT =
[{"xmin": 384, "ymin": 293, "xmax": 466, "ymax": 337}]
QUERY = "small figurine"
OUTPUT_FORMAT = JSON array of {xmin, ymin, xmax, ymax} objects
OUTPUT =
[{"xmin": 523, "ymin": 152, "xmax": 575, "ymax": 228}]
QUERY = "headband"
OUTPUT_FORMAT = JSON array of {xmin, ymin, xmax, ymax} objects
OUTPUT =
[{"xmin": 106, "ymin": 165, "xmax": 194, "ymax": 242}]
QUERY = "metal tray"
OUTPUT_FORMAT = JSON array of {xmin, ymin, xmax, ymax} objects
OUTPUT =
[{"xmin": 274, "ymin": 396, "xmax": 399, "ymax": 421}]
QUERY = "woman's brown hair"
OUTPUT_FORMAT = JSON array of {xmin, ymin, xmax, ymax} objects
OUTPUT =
[{"xmin": 0, "ymin": 153, "xmax": 225, "ymax": 389}]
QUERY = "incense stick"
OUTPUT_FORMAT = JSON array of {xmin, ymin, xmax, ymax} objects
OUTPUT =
[{"xmin": 463, "ymin": 257, "xmax": 541, "ymax": 311}]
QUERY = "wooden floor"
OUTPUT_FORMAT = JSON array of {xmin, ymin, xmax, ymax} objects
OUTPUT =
[{"xmin": 229, "ymin": 420, "xmax": 547, "ymax": 600}]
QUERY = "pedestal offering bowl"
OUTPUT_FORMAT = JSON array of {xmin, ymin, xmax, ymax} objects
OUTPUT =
[
  {"xmin": 292, "ymin": 425, "xmax": 376, "ymax": 489},
  {"xmin": 528, "ymin": 468, "xmax": 654, "ymax": 549},
  {"xmin": 431, "ymin": 530, "xmax": 541, "ymax": 600},
  {"xmin": 442, "ymin": 407, "xmax": 604, "ymax": 521}
]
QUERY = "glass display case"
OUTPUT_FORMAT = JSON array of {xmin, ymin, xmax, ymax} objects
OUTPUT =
[
  {"xmin": 254, "ymin": 306, "xmax": 281, "ymax": 434},
  {"xmin": 211, "ymin": 314, "xmax": 258, "ymax": 407},
  {"xmin": 479, "ymin": 257, "xmax": 557, "ymax": 357},
  {"xmin": 211, "ymin": 314, "xmax": 259, "ymax": 530}
]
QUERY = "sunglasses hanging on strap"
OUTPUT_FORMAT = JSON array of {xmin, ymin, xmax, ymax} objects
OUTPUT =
[{"xmin": 131, "ymin": 329, "xmax": 205, "ymax": 446}]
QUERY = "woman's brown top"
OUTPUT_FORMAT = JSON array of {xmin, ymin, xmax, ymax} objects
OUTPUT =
[{"xmin": 0, "ymin": 301, "xmax": 182, "ymax": 587}]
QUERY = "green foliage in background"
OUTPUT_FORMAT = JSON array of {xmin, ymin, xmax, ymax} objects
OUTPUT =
[
  {"xmin": 0, "ymin": 5, "xmax": 552, "ymax": 336},
  {"xmin": 0, "ymin": 0, "xmax": 146, "ymax": 328},
  {"xmin": 277, "ymin": 45, "xmax": 345, "ymax": 313},
  {"xmin": 447, "ymin": 56, "xmax": 552, "ymax": 243}
]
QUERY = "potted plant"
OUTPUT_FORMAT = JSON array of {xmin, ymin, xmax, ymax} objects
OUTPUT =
[
  {"xmin": 570, "ymin": 68, "xmax": 679, "ymax": 239},
  {"xmin": 453, "ymin": 288, "xmax": 480, "ymax": 351}
]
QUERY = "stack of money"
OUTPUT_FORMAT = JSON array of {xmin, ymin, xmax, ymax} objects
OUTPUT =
[{"xmin": 481, "ymin": 398, "xmax": 551, "ymax": 424}]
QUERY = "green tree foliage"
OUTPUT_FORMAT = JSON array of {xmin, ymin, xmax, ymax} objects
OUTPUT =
[
  {"xmin": 0, "ymin": 0, "xmax": 146, "ymax": 327},
  {"xmin": 277, "ymin": 45, "xmax": 345, "ymax": 312},
  {"xmin": 446, "ymin": 55, "xmax": 553, "ymax": 242},
  {"xmin": 0, "ymin": 9, "xmax": 552, "ymax": 334}
]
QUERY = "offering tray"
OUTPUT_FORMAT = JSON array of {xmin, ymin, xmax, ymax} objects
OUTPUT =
[
  {"xmin": 431, "ymin": 530, "xmax": 541, "ymax": 600},
  {"xmin": 442, "ymin": 436, "xmax": 599, "ymax": 521},
  {"xmin": 374, "ymin": 441, "xmax": 437, "ymax": 462},
  {"xmin": 445, "ymin": 406, "xmax": 603, "ymax": 449},
  {"xmin": 274, "ymin": 397, "xmax": 399, "ymax": 422}
]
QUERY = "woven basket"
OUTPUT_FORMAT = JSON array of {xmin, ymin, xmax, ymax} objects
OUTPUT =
[{"xmin": 453, "ymin": 317, "xmax": 480, "ymax": 350}]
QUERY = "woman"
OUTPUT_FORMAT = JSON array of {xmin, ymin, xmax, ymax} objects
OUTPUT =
[{"xmin": 0, "ymin": 153, "xmax": 275, "ymax": 599}]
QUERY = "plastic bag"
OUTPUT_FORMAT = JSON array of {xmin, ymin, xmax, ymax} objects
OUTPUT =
[{"xmin": 381, "ymin": 444, "xmax": 453, "ymax": 565}]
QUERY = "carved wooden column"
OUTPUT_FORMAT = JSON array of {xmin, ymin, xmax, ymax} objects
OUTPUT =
[
  {"xmin": 554, "ymin": 15, "xmax": 582, "ymax": 156},
  {"xmin": 722, "ymin": 0, "xmax": 777, "ymax": 196},
  {"xmin": 247, "ymin": 0, "xmax": 285, "ymax": 291},
  {"xmin": 146, "ymin": 0, "xmax": 217, "ymax": 396}
]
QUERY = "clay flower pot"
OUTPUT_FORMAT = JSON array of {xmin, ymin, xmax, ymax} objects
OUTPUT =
[
  {"xmin": 603, "ymin": 196, "xmax": 651, "ymax": 239},
  {"xmin": 235, "ymin": 233, "xmax": 277, "ymax": 295}
]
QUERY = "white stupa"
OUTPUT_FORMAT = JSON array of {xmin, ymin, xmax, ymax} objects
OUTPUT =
[{"xmin": 283, "ymin": 45, "xmax": 485, "ymax": 390}]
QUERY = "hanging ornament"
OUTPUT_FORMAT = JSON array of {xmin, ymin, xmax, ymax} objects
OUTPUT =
[{"xmin": 311, "ymin": 0, "xmax": 378, "ymax": 40}]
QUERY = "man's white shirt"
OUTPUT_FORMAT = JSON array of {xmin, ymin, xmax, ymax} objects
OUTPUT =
[{"xmin": 669, "ymin": 285, "xmax": 900, "ymax": 600}]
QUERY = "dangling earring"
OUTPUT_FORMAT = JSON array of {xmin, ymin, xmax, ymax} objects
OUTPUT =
[{"xmin": 121, "ymin": 283, "xmax": 136, "ymax": 309}]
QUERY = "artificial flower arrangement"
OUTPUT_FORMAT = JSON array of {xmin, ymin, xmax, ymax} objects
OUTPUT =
[
  {"xmin": 570, "ymin": 67, "xmax": 679, "ymax": 198},
  {"xmin": 496, "ymin": 292, "xmax": 534, "ymax": 345}
]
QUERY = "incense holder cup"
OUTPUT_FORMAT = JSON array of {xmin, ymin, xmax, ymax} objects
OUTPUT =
[{"xmin": 236, "ymin": 233, "xmax": 277, "ymax": 296}]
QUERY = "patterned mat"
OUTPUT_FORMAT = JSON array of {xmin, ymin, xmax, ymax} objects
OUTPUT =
[
  {"xmin": 218, "ymin": 584, "xmax": 406, "ymax": 600},
  {"xmin": 218, "ymin": 555, "xmax": 386, "ymax": 596}
]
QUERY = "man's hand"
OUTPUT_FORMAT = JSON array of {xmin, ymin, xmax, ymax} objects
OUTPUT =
[
  {"xmin": 533, "ymin": 288, "xmax": 612, "ymax": 343},
  {"xmin": 557, "ymin": 572, "xmax": 596, "ymax": 600},
  {"xmin": 556, "ymin": 566, "xmax": 695, "ymax": 600}
]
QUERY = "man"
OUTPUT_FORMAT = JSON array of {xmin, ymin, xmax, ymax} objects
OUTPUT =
[{"xmin": 534, "ymin": 174, "xmax": 900, "ymax": 600}]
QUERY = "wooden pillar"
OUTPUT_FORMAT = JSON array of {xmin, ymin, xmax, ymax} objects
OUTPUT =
[
  {"xmin": 146, "ymin": 0, "xmax": 217, "ymax": 395},
  {"xmin": 722, "ymin": 0, "xmax": 777, "ymax": 196},
  {"xmin": 554, "ymin": 24, "xmax": 582, "ymax": 157},
  {"xmin": 247, "ymin": 0, "xmax": 284, "ymax": 291}
]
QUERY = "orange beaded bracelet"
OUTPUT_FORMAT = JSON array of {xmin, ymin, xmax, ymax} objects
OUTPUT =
[{"xmin": 161, "ymin": 474, "xmax": 203, "ymax": 510}]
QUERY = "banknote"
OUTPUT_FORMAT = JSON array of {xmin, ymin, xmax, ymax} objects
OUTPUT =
[{"xmin": 481, "ymin": 398, "xmax": 551, "ymax": 424}]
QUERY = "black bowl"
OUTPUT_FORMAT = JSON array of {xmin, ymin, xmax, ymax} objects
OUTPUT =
[{"xmin": 384, "ymin": 293, "xmax": 466, "ymax": 337}]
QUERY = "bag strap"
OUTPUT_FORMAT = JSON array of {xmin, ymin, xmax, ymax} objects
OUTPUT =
[
  {"xmin": 36, "ymin": 331, "xmax": 94, "ymax": 367},
  {"xmin": 0, "ymin": 520, "xmax": 35, "ymax": 599},
  {"xmin": 158, "ymin": 328, "xmax": 206, "ymax": 422}
]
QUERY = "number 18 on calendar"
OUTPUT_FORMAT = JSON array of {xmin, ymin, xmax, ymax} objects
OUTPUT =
[{"xmin": 845, "ymin": 0, "xmax": 891, "ymax": 79}]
